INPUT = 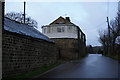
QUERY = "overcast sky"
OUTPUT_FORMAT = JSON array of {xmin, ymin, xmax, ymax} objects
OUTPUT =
[{"xmin": 5, "ymin": 1, "xmax": 118, "ymax": 46}]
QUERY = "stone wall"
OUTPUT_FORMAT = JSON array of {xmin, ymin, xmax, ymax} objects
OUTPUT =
[
  {"xmin": 0, "ymin": 2, "xmax": 2, "ymax": 80},
  {"xmin": 51, "ymin": 38, "xmax": 86, "ymax": 60},
  {"xmin": 51, "ymin": 38, "xmax": 78, "ymax": 59},
  {"xmin": 79, "ymin": 39, "xmax": 86, "ymax": 57},
  {"xmin": 2, "ymin": 30, "xmax": 58, "ymax": 77},
  {"xmin": 0, "ymin": 1, "xmax": 4, "ymax": 79}
]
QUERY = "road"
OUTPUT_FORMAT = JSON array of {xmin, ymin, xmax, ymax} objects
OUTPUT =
[{"xmin": 34, "ymin": 54, "xmax": 119, "ymax": 79}]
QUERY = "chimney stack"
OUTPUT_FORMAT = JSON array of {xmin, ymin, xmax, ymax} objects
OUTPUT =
[{"xmin": 66, "ymin": 17, "xmax": 70, "ymax": 22}]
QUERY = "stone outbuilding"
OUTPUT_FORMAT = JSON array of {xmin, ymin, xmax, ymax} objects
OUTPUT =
[{"xmin": 42, "ymin": 16, "xmax": 86, "ymax": 59}]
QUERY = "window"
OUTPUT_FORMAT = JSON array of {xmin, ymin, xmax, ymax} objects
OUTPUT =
[
  {"xmin": 67, "ymin": 26, "xmax": 72, "ymax": 32},
  {"xmin": 74, "ymin": 27, "xmax": 77, "ymax": 33},
  {"xmin": 57, "ymin": 28, "xmax": 61, "ymax": 32},
  {"xmin": 62, "ymin": 27, "xmax": 64, "ymax": 32},
  {"xmin": 47, "ymin": 27, "xmax": 50, "ymax": 33},
  {"xmin": 82, "ymin": 36, "xmax": 83, "ymax": 41},
  {"xmin": 44, "ymin": 28, "xmax": 46, "ymax": 33},
  {"xmin": 51, "ymin": 27, "xmax": 53, "ymax": 33},
  {"xmin": 80, "ymin": 32, "xmax": 81, "ymax": 39},
  {"xmin": 68, "ymin": 26, "xmax": 71, "ymax": 30},
  {"xmin": 80, "ymin": 32, "xmax": 81, "ymax": 36}
]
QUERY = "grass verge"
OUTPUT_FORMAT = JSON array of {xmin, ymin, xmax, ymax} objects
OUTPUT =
[
  {"xmin": 2, "ymin": 62, "xmax": 61, "ymax": 80},
  {"xmin": 104, "ymin": 54, "xmax": 119, "ymax": 61}
]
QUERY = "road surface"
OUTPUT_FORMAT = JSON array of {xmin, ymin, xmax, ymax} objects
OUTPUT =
[{"xmin": 34, "ymin": 54, "xmax": 119, "ymax": 79}]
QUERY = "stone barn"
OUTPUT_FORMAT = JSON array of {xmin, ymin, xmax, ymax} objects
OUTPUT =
[{"xmin": 42, "ymin": 16, "xmax": 86, "ymax": 59}]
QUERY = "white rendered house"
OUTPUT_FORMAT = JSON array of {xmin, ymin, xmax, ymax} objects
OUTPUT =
[{"xmin": 42, "ymin": 16, "xmax": 85, "ymax": 41}]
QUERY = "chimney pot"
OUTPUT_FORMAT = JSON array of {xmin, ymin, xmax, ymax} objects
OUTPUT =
[{"xmin": 66, "ymin": 17, "xmax": 70, "ymax": 22}]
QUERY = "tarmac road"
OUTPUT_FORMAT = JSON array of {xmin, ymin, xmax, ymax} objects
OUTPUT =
[{"xmin": 34, "ymin": 54, "xmax": 119, "ymax": 79}]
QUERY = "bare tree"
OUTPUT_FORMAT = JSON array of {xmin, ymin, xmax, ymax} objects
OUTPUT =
[
  {"xmin": 98, "ymin": 30, "xmax": 109, "ymax": 55},
  {"xmin": 98, "ymin": 11, "xmax": 120, "ymax": 56},
  {"xmin": 110, "ymin": 12, "xmax": 120, "ymax": 55},
  {"xmin": 5, "ymin": 12, "xmax": 38, "ymax": 28}
]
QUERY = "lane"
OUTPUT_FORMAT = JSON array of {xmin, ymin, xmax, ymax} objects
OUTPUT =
[{"xmin": 36, "ymin": 54, "xmax": 119, "ymax": 78}]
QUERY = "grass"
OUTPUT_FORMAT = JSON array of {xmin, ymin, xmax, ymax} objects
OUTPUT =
[
  {"xmin": 104, "ymin": 54, "xmax": 119, "ymax": 61},
  {"xmin": 2, "ymin": 62, "xmax": 61, "ymax": 80}
]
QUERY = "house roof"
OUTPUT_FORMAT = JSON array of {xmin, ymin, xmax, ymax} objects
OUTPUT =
[
  {"xmin": 4, "ymin": 17, "xmax": 54, "ymax": 43},
  {"xmin": 50, "ymin": 16, "xmax": 73, "ymax": 25},
  {"xmin": 42, "ymin": 16, "xmax": 78, "ymax": 28}
]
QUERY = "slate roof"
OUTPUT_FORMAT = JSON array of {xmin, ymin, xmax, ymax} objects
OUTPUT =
[{"xmin": 4, "ymin": 17, "xmax": 54, "ymax": 43}]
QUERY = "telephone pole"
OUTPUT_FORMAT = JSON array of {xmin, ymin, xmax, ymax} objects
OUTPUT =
[
  {"xmin": 107, "ymin": 17, "xmax": 111, "ymax": 55},
  {"xmin": 24, "ymin": 1, "xmax": 26, "ymax": 24},
  {"xmin": 118, "ymin": 1, "xmax": 120, "ymax": 28}
]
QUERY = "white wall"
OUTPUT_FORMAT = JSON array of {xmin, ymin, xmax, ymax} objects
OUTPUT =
[
  {"xmin": 44, "ymin": 32, "xmax": 77, "ymax": 38},
  {"xmin": 42, "ymin": 25, "xmax": 78, "ymax": 39}
]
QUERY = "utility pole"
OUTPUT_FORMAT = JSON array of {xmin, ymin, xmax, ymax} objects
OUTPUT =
[
  {"xmin": 107, "ymin": 17, "xmax": 111, "ymax": 55},
  {"xmin": 24, "ymin": 1, "xmax": 26, "ymax": 24},
  {"xmin": 118, "ymin": 1, "xmax": 120, "ymax": 30}
]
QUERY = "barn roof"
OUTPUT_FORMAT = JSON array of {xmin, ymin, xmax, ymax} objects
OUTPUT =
[{"xmin": 4, "ymin": 17, "xmax": 54, "ymax": 43}]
